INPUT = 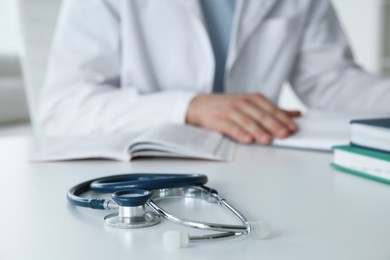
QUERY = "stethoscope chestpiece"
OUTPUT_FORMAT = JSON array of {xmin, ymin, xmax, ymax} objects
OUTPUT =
[{"xmin": 104, "ymin": 189, "xmax": 160, "ymax": 229}]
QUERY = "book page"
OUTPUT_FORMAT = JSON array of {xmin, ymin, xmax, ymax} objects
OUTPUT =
[
  {"xmin": 130, "ymin": 124, "xmax": 235, "ymax": 161},
  {"xmin": 272, "ymin": 111, "xmax": 351, "ymax": 151},
  {"xmin": 30, "ymin": 133, "xmax": 138, "ymax": 162},
  {"xmin": 272, "ymin": 111, "xmax": 387, "ymax": 151}
]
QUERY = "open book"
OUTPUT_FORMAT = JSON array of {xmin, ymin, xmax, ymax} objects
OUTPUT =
[{"xmin": 31, "ymin": 124, "xmax": 236, "ymax": 162}]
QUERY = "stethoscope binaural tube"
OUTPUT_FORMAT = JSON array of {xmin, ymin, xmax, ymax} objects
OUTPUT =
[{"xmin": 147, "ymin": 187, "xmax": 271, "ymax": 248}]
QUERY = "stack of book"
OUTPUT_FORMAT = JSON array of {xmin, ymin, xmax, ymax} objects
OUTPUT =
[{"xmin": 331, "ymin": 118, "xmax": 390, "ymax": 184}]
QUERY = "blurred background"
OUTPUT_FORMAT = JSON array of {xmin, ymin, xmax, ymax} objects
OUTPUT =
[{"xmin": 0, "ymin": 0, "xmax": 389, "ymax": 137}]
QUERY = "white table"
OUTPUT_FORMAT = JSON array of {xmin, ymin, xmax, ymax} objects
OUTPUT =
[{"xmin": 0, "ymin": 136, "xmax": 389, "ymax": 260}]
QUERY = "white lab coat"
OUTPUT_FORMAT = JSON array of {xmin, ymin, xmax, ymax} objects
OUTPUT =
[{"xmin": 41, "ymin": 0, "xmax": 390, "ymax": 136}]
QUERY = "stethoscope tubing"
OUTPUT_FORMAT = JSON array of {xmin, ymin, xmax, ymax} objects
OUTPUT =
[
  {"xmin": 67, "ymin": 178, "xmax": 107, "ymax": 209},
  {"xmin": 90, "ymin": 173, "xmax": 208, "ymax": 192},
  {"xmin": 67, "ymin": 173, "xmax": 208, "ymax": 209}
]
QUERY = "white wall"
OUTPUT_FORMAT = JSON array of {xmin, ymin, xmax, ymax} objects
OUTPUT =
[
  {"xmin": 0, "ymin": 0, "xmax": 19, "ymax": 56},
  {"xmin": 0, "ymin": 0, "xmax": 29, "ymax": 124},
  {"xmin": 332, "ymin": 0, "xmax": 382, "ymax": 73}
]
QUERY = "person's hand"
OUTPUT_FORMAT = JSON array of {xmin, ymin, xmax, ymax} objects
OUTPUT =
[{"xmin": 186, "ymin": 93, "xmax": 301, "ymax": 144}]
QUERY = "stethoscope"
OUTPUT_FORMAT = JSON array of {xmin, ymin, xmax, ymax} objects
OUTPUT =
[{"xmin": 67, "ymin": 173, "xmax": 270, "ymax": 249}]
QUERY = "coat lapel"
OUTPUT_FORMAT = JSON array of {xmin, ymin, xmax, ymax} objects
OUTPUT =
[
  {"xmin": 227, "ymin": 0, "xmax": 279, "ymax": 73},
  {"xmin": 172, "ymin": 0, "xmax": 205, "ymax": 25},
  {"xmin": 171, "ymin": 0, "xmax": 215, "ymax": 89}
]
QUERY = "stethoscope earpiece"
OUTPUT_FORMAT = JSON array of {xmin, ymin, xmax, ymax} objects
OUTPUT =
[
  {"xmin": 163, "ymin": 230, "xmax": 190, "ymax": 249},
  {"xmin": 248, "ymin": 220, "xmax": 271, "ymax": 239}
]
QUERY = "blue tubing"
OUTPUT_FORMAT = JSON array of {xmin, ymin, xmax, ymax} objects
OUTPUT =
[{"xmin": 67, "ymin": 173, "xmax": 208, "ymax": 209}]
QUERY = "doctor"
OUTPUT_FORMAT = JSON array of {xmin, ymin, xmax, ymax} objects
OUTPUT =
[{"xmin": 41, "ymin": 0, "xmax": 390, "ymax": 144}]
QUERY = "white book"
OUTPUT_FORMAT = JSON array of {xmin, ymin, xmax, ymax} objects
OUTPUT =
[
  {"xmin": 350, "ymin": 118, "xmax": 390, "ymax": 152},
  {"xmin": 31, "ymin": 124, "xmax": 236, "ymax": 162}
]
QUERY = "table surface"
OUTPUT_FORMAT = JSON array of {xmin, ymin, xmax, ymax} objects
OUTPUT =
[{"xmin": 0, "ymin": 136, "xmax": 389, "ymax": 260}]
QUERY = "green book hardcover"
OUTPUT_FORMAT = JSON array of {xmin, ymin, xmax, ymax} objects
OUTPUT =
[{"xmin": 331, "ymin": 145, "xmax": 390, "ymax": 185}]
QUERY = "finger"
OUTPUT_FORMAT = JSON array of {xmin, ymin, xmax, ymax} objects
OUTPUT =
[
  {"xmin": 235, "ymin": 97, "xmax": 290, "ymax": 139},
  {"xmin": 281, "ymin": 110, "xmax": 301, "ymax": 132},
  {"xmin": 248, "ymin": 94, "xmax": 298, "ymax": 133},
  {"xmin": 258, "ymin": 111, "xmax": 291, "ymax": 139},
  {"xmin": 228, "ymin": 109, "xmax": 273, "ymax": 145},
  {"xmin": 273, "ymin": 110, "xmax": 299, "ymax": 133},
  {"xmin": 215, "ymin": 120, "xmax": 254, "ymax": 144},
  {"xmin": 282, "ymin": 109, "xmax": 302, "ymax": 117}
]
